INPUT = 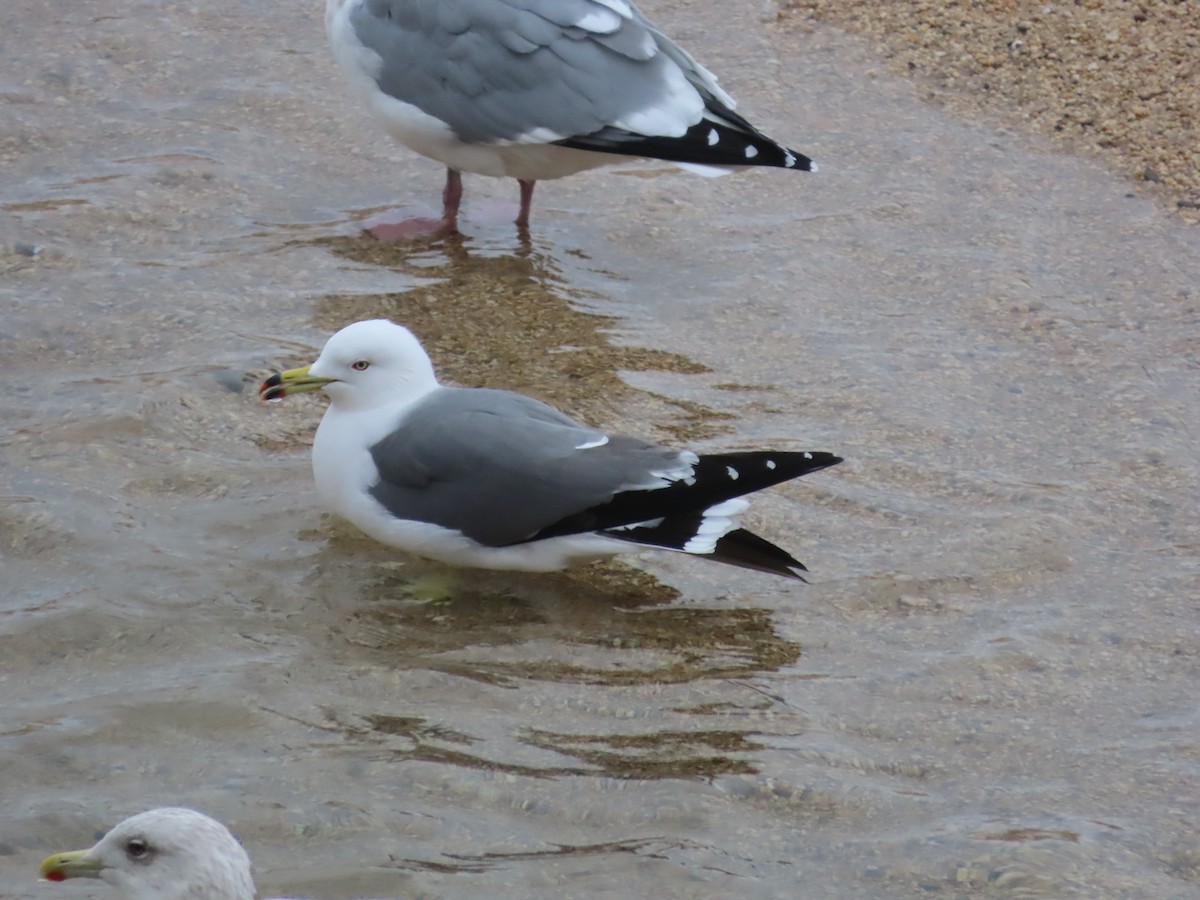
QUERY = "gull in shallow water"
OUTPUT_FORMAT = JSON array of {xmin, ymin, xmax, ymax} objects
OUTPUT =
[
  {"xmin": 39, "ymin": 808, "xmax": 263, "ymax": 900},
  {"xmin": 325, "ymin": 0, "xmax": 815, "ymax": 231},
  {"xmin": 261, "ymin": 319, "xmax": 840, "ymax": 578}
]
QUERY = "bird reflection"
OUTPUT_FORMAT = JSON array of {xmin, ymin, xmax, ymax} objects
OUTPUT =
[{"xmin": 301, "ymin": 228, "xmax": 728, "ymax": 440}]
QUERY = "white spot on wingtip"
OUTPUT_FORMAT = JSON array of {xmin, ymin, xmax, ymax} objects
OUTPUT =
[
  {"xmin": 784, "ymin": 152, "xmax": 796, "ymax": 168},
  {"xmin": 766, "ymin": 459, "xmax": 777, "ymax": 470},
  {"xmin": 803, "ymin": 452, "xmax": 813, "ymax": 459},
  {"xmin": 810, "ymin": 161, "xmax": 819, "ymax": 172},
  {"xmin": 744, "ymin": 144, "xmax": 759, "ymax": 159},
  {"xmin": 707, "ymin": 128, "xmax": 719, "ymax": 146},
  {"xmin": 725, "ymin": 465, "xmax": 739, "ymax": 480}
]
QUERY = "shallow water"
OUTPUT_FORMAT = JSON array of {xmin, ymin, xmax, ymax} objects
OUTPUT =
[{"xmin": 2, "ymin": 1, "xmax": 1198, "ymax": 898}]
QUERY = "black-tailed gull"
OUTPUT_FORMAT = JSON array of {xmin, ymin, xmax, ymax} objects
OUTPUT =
[
  {"xmin": 325, "ymin": 0, "xmax": 816, "ymax": 230},
  {"xmin": 39, "ymin": 808, "xmax": 260, "ymax": 900},
  {"xmin": 260, "ymin": 319, "xmax": 840, "ymax": 578}
]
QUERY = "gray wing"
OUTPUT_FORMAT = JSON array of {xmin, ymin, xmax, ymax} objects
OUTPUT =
[
  {"xmin": 349, "ymin": 0, "xmax": 726, "ymax": 143},
  {"xmin": 367, "ymin": 387, "xmax": 686, "ymax": 546}
]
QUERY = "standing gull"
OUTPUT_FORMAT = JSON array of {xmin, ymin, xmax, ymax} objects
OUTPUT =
[
  {"xmin": 260, "ymin": 320, "xmax": 840, "ymax": 578},
  {"xmin": 326, "ymin": 0, "xmax": 815, "ymax": 231},
  {"xmin": 39, "ymin": 808, "xmax": 263, "ymax": 900}
]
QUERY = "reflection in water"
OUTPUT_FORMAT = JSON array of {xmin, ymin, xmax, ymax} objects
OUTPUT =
[
  {"xmin": 275, "ymin": 539, "xmax": 803, "ymax": 779},
  {"xmin": 520, "ymin": 728, "xmax": 761, "ymax": 778},
  {"xmin": 300, "ymin": 230, "xmax": 732, "ymax": 441},
  {"xmin": 278, "ymin": 704, "xmax": 767, "ymax": 780},
  {"xmin": 263, "ymin": 705, "xmax": 768, "ymax": 780},
  {"xmin": 332, "ymin": 561, "xmax": 801, "ymax": 685}
]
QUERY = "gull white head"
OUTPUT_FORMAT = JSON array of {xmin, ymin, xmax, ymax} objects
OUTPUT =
[
  {"xmin": 261, "ymin": 319, "xmax": 440, "ymax": 412},
  {"xmin": 39, "ymin": 807, "xmax": 255, "ymax": 900}
]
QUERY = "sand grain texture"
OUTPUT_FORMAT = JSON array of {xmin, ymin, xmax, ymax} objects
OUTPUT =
[{"xmin": 784, "ymin": 0, "xmax": 1200, "ymax": 218}]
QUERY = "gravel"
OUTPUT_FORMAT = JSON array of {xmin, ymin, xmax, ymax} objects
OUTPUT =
[{"xmin": 782, "ymin": 0, "xmax": 1200, "ymax": 220}]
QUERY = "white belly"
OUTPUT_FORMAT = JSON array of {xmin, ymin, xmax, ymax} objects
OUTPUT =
[{"xmin": 345, "ymin": 513, "xmax": 631, "ymax": 572}]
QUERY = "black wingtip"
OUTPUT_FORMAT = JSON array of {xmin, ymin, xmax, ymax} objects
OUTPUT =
[
  {"xmin": 534, "ymin": 450, "xmax": 841, "ymax": 543},
  {"xmin": 555, "ymin": 119, "xmax": 814, "ymax": 172},
  {"xmin": 705, "ymin": 528, "xmax": 810, "ymax": 581},
  {"xmin": 603, "ymin": 520, "xmax": 810, "ymax": 581},
  {"xmin": 692, "ymin": 450, "xmax": 842, "ymax": 495}
]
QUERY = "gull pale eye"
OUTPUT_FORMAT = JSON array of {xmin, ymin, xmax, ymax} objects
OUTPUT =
[
  {"xmin": 125, "ymin": 838, "xmax": 151, "ymax": 860},
  {"xmin": 351, "ymin": 360, "xmax": 370, "ymax": 371}
]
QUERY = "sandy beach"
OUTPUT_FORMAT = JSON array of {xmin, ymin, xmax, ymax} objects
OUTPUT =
[{"xmin": 784, "ymin": 0, "xmax": 1200, "ymax": 220}]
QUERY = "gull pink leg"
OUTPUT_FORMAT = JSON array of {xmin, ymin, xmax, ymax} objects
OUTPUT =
[
  {"xmin": 516, "ymin": 179, "xmax": 536, "ymax": 228},
  {"xmin": 362, "ymin": 168, "xmax": 462, "ymax": 239},
  {"xmin": 441, "ymin": 168, "xmax": 463, "ymax": 230}
]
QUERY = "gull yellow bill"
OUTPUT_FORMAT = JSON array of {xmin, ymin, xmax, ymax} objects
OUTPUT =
[
  {"xmin": 259, "ymin": 366, "xmax": 334, "ymax": 401},
  {"xmin": 40, "ymin": 848, "xmax": 104, "ymax": 881}
]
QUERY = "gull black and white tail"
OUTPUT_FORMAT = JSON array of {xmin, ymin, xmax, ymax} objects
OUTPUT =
[
  {"xmin": 556, "ymin": 112, "xmax": 813, "ymax": 172},
  {"xmin": 554, "ymin": 69, "xmax": 815, "ymax": 175},
  {"xmin": 532, "ymin": 450, "xmax": 842, "ymax": 579}
]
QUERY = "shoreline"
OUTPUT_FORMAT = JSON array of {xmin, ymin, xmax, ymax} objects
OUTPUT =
[{"xmin": 782, "ymin": 0, "xmax": 1199, "ymax": 223}]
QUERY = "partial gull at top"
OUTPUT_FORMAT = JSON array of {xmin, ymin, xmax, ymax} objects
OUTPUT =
[
  {"xmin": 326, "ymin": 0, "xmax": 815, "ymax": 231},
  {"xmin": 260, "ymin": 319, "xmax": 840, "ymax": 579}
]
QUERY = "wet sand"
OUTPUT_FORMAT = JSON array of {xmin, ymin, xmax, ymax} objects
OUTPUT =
[{"xmin": 2, "ymin": 0, "xmax": 1199, "ymax": 898}]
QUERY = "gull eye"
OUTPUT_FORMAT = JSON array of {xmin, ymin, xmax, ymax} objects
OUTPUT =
[
  {"xmin": 125, "ymin": 838, "xmax": 150, "ymax": 860},
  {"xmin": 351, "ymin": 360, "xmax": 370, "ymax": 371}
]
